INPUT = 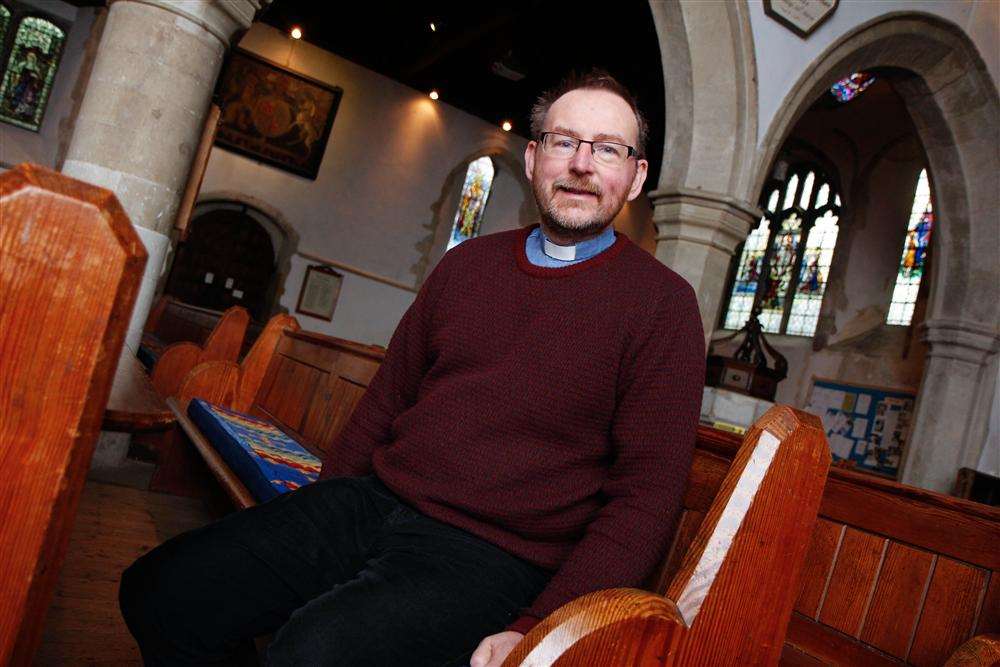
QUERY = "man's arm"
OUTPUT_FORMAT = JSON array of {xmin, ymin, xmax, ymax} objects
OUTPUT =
[
  {"xmin": 507, "ymin": 283, "xmax": 705, "ymax": 633},
  {"xmin": 320, "ymin": 254, "xmax": 454, "ymax": 478}
]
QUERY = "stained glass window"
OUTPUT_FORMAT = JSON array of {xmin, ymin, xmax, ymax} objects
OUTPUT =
[
  {"xmin": 0, "ymin": 15, "xmax": 66, "ymax": 132},
  {"xmin": 887, "ymin": 170, "xmax": 933, "ymax": 326},
  {"xmin": 830, "ymin": 72, "xmax": 875, "ymax": 103},
  {"xmin": 721, "ymin": 164, "xmax": 842, "ymax": 336},
  {"xmin": 447, "ymin": 156, "xmax": 494, "ymax": 249},
  {"xmin": 0, "ymin": 5, "xmax": 11, "ymax": 44}
]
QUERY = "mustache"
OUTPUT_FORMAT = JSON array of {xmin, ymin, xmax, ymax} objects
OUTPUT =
[{"xmin": 553, "ymin": 178, "xmax": 601, "ymax": 196}]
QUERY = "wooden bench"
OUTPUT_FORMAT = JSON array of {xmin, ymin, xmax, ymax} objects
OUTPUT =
[
  {"xmin": 149, "ymin": 304, "xmax": 250, "ymax": 399},
  {"xmin": 141, "ymin": 296, "xmax": 263, "ymax": 363},
  {"xmin": 157, "ymin": 328, "xmax": 384, "ymax": 504},
  {"xmin": 1, "ymin": 164, "xmax": 146, "ymax": 662},
  {"xmin": 162, "ymin": 329, "xmax": 999, "ymax": 665},
  {"xmin": 656, "ymin": 428, "xmax": 1000, "ymax": 667}
]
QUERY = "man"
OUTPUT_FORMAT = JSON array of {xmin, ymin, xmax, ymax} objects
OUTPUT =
[{"xmin": 120, "ymin": 69, "xmax": 704, "ymax": 666}]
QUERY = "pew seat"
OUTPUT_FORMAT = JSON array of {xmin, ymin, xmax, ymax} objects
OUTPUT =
[{"xmin": 187, "ymin": 398, "xmax": 321, "ymax": 502}]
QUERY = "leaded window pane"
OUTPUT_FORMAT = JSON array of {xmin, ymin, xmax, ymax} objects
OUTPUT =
[
  {"xmin": 787, "ymin": 210, "xmax": 839, "ymax": 336},
  {"xmin": 0, "ymin": 16, "xmax": 66, "ymax": 132},
  {"xmin": 720, "ymin": 164, "xmax": 842, "ymax": 337},
  {"xmin": 0, "ymin": 5, "xmax": 11, "ymax": 42},
  {"xmin": 887, "ymin": 170, "xmax": 933, "ymax": 326},
  {"xmin": 759, "ymin": 213, "xmax": 801, "ymax": 333},
  {"xmin": 447, "ymin": 156, "xmax": 495, "ymax": 249},
  {"xmin": 723, "ymin": 218, "xmax": 770, "ymax": 331}
]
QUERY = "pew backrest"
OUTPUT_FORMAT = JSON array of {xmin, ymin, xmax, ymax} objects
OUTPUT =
[
  {"xmin": 150, "ymin": 305, "xmax": 250, "ymax": 398},
  {"xmin": 658, "ymin": 427, "xmax": 1000, "ymax": 666},
  {"xmin": 248, "ymin": 330, "xmax": 385, "ymax": 458},
  {"xmin": 0, "ymin": 165, "xmax": 145, "ymax": 664}
]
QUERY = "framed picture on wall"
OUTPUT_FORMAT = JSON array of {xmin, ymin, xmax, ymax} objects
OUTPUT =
[
  {"xmin": 296, "ymin": 265, "xmax": 343, "ymax": 321},
  {"xmin": 214, "ymin": 49, "xmax": 343, "ymax": 180}
]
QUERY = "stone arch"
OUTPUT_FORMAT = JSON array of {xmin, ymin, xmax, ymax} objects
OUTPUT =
[
  {"xmin": 754, "ymin": 13, "xmax": 1000, "ymax": 491},
  {"xmin": 647, "ymin": 0, "xmax": 761, "ymax": 339},
  {"xmin": 413, "ymin": 146, "xmax": 536, "ymax": 285},
  {"xmin": 192, "ymin": 190, "xmax": 301, "ymax": 317}
]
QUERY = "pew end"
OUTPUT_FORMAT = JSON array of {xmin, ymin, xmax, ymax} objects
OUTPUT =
[
  {"xmin": 504, "ymin": 405, "xmax": 831, "ymax": 666},
  {"xmin": 0, "ymin": 164, "xmax": 145, "ymax": 663},
  {"xmin": 148, "ymin": 305, "xmax": 250, "ymax": 398}
]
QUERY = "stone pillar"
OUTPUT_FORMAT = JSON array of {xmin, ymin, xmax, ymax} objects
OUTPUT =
[
  {"xmin": 901, "ymin": 319, "xmax": 1000, "ymax": 493},
  {"xmin": 62, "ymin": 0, "xmax": 263, "ymax": 349},
  {"xmin": 650, "ymin": 188, "xmax": 759, "ymax": 341}
]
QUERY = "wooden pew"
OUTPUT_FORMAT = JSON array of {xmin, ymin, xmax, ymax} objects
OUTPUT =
[
  {"xmin": 0, "ymin": 164, "xmax": 145, "ymax": 664},
  {"xmin": 159, "ymin": 330, "xmax": 999, "ymax": 664},
  {"xmin": 160, "ymin": 329, "xmax": 384, "ymax": 505},
  {"xmin": 502, "ymin": 406, "xmax": 830, "ymax": 666},
  {"xmin": 141, "ymin": 297, "xmax": 263, "ymax": 364},
  {"xmin": 149, "ymin": 305, "xmax": 250, "ymax": 399},
  {"xmin": 657, "ymin": 428, "xmax": 1000, "ymax": 667},
  {"xmin": 148, "ymin": 313, "xmax": 300, "ymax": 495}
]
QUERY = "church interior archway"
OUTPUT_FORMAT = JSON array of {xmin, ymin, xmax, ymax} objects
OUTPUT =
[{"xmin": 751, "ymin": 14, "xmax": 999, "ymax": 492}]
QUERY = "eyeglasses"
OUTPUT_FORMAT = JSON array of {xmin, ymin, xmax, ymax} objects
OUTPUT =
[{"xmin": 538, "ymin": 132, "xmax": 637, "ymax": 167}]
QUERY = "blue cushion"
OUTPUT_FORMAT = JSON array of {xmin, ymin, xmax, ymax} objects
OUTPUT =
[{"xmin": 187, "ymin": 398, "xmax": 321, "ymax": 502}]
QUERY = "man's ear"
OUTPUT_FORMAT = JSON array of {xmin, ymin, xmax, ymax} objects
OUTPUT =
[
  {"xmin": 627, "ymin": 159, "xmax": 649, "ymax": 201},
  {"xmin": 525, "ymin": 141, "xmax": 537, "ymax": 183}
]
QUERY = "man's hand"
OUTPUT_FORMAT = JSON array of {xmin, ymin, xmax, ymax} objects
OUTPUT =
[{"xmin": 469, "ymin": 630, "xmax": 524, "ymax": 667}]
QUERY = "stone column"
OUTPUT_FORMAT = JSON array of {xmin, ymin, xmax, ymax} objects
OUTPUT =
[
  {"xmin": 62, "ymin": 0, "xmax": 264, "ymax": 350},
  {"xmin": 650, "ymin": 188, "xmax": 759, "ymax": 341},
  {"xmin": 900, "ymin": 318, "xmax": 1000, "ymax": 493}
]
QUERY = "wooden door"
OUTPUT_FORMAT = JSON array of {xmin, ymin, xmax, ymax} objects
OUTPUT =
[{"xmin": 165, "ymin": 209, "xmax": 275, "ymax": 320}]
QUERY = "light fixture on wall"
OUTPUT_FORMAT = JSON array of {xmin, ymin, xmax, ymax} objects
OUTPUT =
[
  {"xmin": 290, "ymin": 26, "xmax": 303, "ymax": 40},
  {"xmin": 501, "ymin": 120, "xmax": 512, "ymax": 132},
  {"xmin": 430, "ymin": 22, "xmax": 436, "ymax": 32},
  {"xmin": 429, "ymin": 90, "xmax": 439, "ymax": 100}
]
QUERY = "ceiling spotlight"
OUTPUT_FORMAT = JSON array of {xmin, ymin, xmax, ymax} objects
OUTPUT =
[
  {"xmin": 429, "ymin": 90, "xmax": 439, "ymax": 100},
  {"xmin": 501, "ymin": 120, "xmax": 512, "ymax": 132},
  {"xmin": 430, "ymin": 22, "xmax": 436, "ymax": 32},
  {"xmin": 290, "ymin": 26, "xmax": 302, "ymax": 40}
]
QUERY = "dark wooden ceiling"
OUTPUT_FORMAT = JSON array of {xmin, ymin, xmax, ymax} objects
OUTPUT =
[{"xmin": 258, "ymin": 1, "xmax": 667, "ymax": 189}]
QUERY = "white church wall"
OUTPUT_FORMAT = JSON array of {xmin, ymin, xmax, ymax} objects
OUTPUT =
[
  {"xmin": 199, "ymin": 24, "xmax": 530, "ymax": 346},
  {"xmin": 749, "ymin": 0, "xmax": 998, "ymax": 149},
  {"xmin": 0, "ymin": 1, "xmax": 96, "ymax": 171}
]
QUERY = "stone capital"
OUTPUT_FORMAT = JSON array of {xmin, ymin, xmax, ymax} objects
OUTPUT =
[
  {"xmin": 920, "ymin": 317, "xmax": 1000, "ymax": 365},
  {"xmin": 650, "ymin": 187, "xmax": 762, "ymax": 255},
  {"xmin": 112, "ymin": 0, "xmax": 268, "ymax": 47}
]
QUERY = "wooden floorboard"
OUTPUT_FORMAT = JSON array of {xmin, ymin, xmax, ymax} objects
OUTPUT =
[{"xmin": 34, "ymin": 480, "xmax": 214, "ymax": 665}]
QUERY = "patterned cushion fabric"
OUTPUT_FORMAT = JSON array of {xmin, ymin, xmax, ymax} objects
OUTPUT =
[{"xmin": 187, "ymin": 398, "xmax": 321, "ymax": 502}]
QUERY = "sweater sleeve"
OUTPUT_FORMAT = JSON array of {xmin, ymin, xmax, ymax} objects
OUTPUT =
[
  {"xmin": 507, "ymin": 283, "xmax": 705, "ymax": 634},
  {"xmin": 320, "ymin": 255, "xmax": 452, "ymax": 479}
]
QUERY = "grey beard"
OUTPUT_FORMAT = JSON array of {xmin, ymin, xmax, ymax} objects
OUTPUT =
[{"xmin": 537, "ymin": 200, "xmax": 615, "ymax": 241}]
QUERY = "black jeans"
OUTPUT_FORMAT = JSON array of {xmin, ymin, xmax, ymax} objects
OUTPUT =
[{"xmin": 120, "ymin": 476, "xmax": 550, "ymax": 666}]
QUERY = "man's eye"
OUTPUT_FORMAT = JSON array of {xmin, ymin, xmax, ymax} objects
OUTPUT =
[
  {"xmin": 554, "ymin": 139, "xmax": 575, "ymax": 149},
  {"xmin": 596, "ymin": 144, "xmax": 622, "ymax": 157}
]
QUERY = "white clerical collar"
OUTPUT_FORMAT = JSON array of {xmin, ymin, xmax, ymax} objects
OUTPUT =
[{"xmin": 543, "ymin": 236, "xmax": 577, "ymax": 261}]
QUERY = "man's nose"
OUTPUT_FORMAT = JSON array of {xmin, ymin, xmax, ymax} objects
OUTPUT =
[{"xmin": 569, "ymin": 142, "xmax": 596, "ymax": 173}]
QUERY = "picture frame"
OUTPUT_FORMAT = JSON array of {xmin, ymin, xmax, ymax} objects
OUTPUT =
[
  {"xmin": 214, "ymin": 49, "xmax": 343, "ymax": 180},
  {"xmin": 296, "ymin": 265, "xmax": 343, "ymax": 321}
]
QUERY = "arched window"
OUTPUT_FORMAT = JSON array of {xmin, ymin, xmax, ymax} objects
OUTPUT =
[
  {"xmin": 887, "ymin": 169, "xmax": 933, "ymax": 326},
  {"xmin": 0, "ymin": 5, "xmax": 11, "ymax": 43},
  {"xmin": 0, "ymin": 12, "xmax": 66, "ymax": 132},
  {"xmin": 447, "ymin": 156, "xmax": 495, "ymax": 249},
  {"xmin": 722, "ymin": 164, "xmax": 842, "ymax": 336}
]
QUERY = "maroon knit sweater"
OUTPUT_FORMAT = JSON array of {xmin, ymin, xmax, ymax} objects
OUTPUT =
[{"xmin": 322, "ymin": 225, "xmax": 705, "ymax": 633}]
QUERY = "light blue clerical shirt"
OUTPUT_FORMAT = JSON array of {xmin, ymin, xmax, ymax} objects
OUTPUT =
[{"xmin": 524, "ymin": 225, "xmax": 616, "ymax": 267}]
